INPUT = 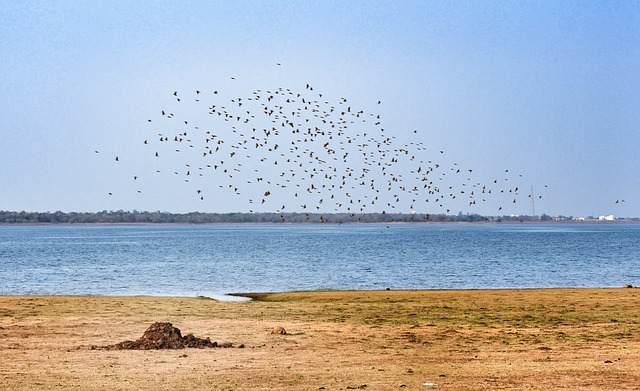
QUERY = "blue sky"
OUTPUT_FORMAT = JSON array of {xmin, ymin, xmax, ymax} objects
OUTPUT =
[{"xmin": 1, "ymin": 1, "xmax": 639, "ymax": 217}]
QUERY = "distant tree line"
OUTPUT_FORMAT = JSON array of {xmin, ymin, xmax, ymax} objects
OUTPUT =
[
  {"xmin": 0, "ymin": 210, "xmax": 511, "ymax": 224},
  {"xmin": 5, "ymin": 210, "xmax": 631, "ymax": 224}
]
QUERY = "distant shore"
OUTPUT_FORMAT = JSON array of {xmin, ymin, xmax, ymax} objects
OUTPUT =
[
  {"xmin": 1, "ymin": 218, "xmax": 638, "ymax": 226},
  {"xmin": 1, "ymin": 210, "xmax": 638, "ymax": 225}
]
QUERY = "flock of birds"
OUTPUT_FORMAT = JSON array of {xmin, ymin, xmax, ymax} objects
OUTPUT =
[{"xmin": 100, "ymin": 73, "xmax": 551, "ymax": 220}]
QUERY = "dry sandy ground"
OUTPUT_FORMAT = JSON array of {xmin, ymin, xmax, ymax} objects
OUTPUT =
[{"xmin": 1, "ymin": 289, "xmax": 640, "ymax": 390}]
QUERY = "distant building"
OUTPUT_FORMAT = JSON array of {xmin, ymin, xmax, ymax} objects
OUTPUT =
[{"xmin": 598, "ymin": 215, "xmax": 615, "ymax": 221}]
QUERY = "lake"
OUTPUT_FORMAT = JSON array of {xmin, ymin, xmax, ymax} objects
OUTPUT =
[{"xmin": 1, "ymin": 223, "xmax": 638, "ymax": 299}]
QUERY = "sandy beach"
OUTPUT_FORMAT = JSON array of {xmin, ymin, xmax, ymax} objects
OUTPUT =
[{"xmin": 1, "ymin": 288, "xmax": 639, "ymax": 390}]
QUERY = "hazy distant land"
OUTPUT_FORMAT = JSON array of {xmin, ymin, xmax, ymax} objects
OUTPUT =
[{"xmin": 0, "ymin": 210, "xmax": 637, "ymax": 224}]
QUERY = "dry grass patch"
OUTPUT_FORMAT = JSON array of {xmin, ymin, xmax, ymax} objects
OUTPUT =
[{"xmin": 1, "ymin": 288, "xmax": 640, "ymax": 390}]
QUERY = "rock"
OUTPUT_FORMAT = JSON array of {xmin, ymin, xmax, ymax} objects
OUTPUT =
[{"xmin": 271, "ymin": 326, "xmax": 287, "ymax": 335}]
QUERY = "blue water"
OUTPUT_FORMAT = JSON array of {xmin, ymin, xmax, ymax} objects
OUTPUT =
[{"xmin": 1, "ymin": 224, "xmax": 638, "ymax": 298}]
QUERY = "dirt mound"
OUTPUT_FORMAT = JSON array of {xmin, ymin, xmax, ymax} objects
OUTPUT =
[{"xmin": 107, "ymin": 322, "xmax": 219, "ymax": 350}]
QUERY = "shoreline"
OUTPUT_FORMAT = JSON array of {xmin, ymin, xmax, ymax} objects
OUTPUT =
[{"xmin": 2, "ymin": 285, "xmax": 636, "ymax": 300}]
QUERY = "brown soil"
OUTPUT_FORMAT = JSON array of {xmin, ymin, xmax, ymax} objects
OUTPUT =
[{"xmin": 1, "ymin": 289, "xmax": 640, "ymax": 390}]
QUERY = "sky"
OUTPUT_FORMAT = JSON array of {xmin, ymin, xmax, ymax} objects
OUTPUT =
[{"xmin": 1, "ymin": 0, "xmax": 639, "ymax": 218}]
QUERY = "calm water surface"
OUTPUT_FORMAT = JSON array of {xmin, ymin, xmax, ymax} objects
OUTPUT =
[{"xmin": 1, "ymin": 224, "xmax": 638, "ymax": 298}]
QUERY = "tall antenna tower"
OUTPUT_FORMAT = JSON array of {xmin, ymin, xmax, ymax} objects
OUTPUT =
[{"xmin": 529, "ymin": 185, "xmax": 536, "ymax": 217}]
